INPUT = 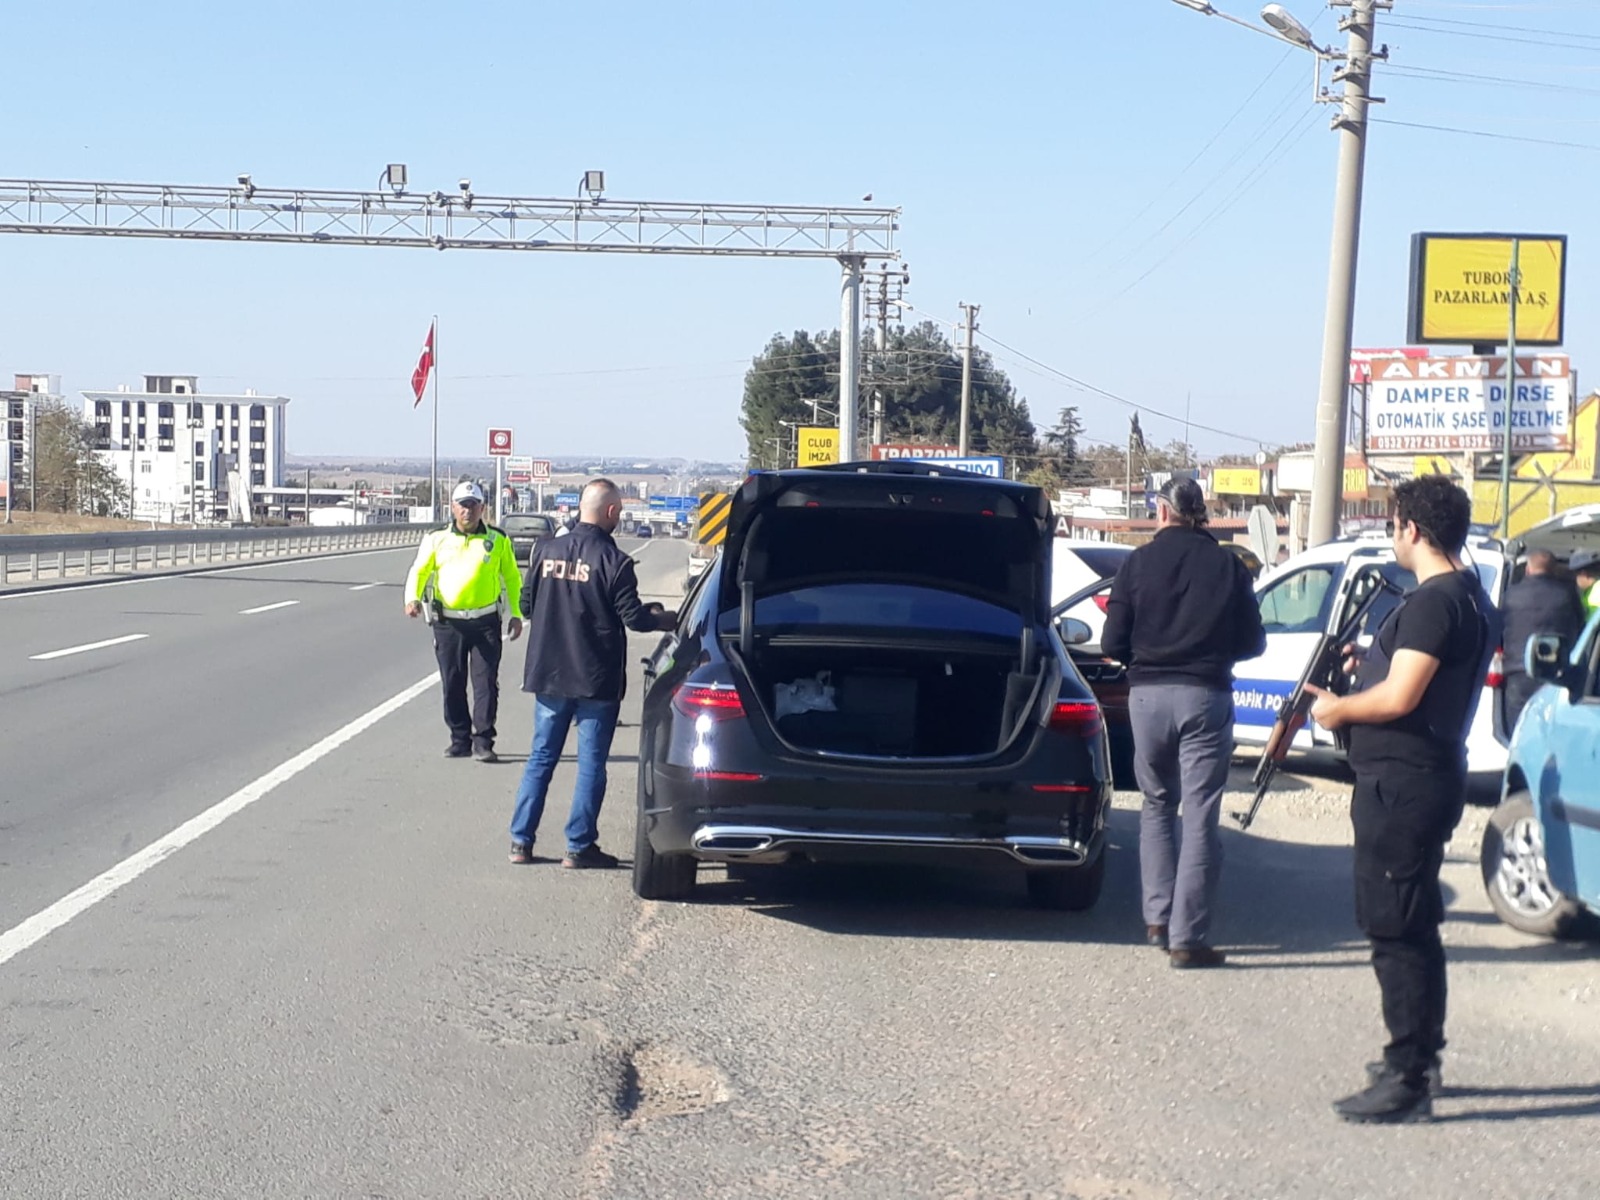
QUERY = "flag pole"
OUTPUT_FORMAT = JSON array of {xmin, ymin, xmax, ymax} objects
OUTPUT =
[{"xmin": 431, "ymin": 316, "xmax": 439, "ymax": 522}]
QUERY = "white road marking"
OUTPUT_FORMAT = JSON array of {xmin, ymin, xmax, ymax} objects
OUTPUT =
[
  {"xmin": 0, "ymin": 673, "xmax": 436, "ymax": 970},
  {"xmin": 28, "ymin": 633, "xmax": 150, "ymax": 661},
  {"xmin": 348, "ymin": 582, "xmax": 382, "ymax": 592},
  {"xmin": 239, "ymin": 600, "xmax": 300, "ymax": 615}
]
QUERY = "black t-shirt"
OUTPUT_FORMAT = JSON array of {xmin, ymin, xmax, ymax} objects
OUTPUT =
[{"xmin": 1346, "ymin": 569, "xmax": 1494, "ymax": 776}]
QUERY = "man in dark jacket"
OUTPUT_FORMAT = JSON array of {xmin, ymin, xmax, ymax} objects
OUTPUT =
[
  {"xmin": 1102, "ymin": 477, "xmax": 1266, "ymax": 968},
  {"xmin": 509, "ymin": 479, "xmax": 676, "ymax": 869},
  {"xmin": 1500, "ymin": 550, "xmax": 1585, "ymax": 732}
]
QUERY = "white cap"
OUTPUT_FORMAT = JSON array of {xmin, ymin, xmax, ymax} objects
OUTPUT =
[{"xmin": 452, "ymin": 481, "xmax": 485, "ymax": 504}]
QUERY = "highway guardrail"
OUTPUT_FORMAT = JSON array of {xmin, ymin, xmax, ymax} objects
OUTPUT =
[{"xmin": 0, "ymin": 522, "xmax": 426, "ymax": 589}]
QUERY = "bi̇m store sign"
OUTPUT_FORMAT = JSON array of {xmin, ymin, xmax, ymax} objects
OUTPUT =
[{"xmin": 1365, "ymin": 354, "xmax": 1573, "ymax": 454}]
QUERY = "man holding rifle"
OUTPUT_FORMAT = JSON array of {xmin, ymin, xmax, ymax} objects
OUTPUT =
[{"xmin": 1307, "ymin": 476, "xmax": 1497, "ymax": 1124}]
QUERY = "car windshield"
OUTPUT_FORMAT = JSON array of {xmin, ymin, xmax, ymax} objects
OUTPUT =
[
  {"xmin": 717, "ymin": 583, "xmax": 1024, "ymax": 639},
  {"xmin": 501, "ymin": 516, "xmax": 553, "ymax": 535}
]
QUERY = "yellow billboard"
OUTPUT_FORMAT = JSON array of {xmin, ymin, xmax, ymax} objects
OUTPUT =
[
  {"xmin": 1210, "ymin": 468, "xmax": 1261, "ymax": 495},
  {"xmin": 1408, "ymin": 233, "xmax": 1566, "ymax": 346},
  {"xmin": 797, "ymin": 426, "xmax": 840, "ymax": 467}
]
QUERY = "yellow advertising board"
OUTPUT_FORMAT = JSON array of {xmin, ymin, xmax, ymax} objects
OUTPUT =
[
  {"xmin": 1343, "ymin": 466, "xmax": 1369, "ymax": 499},
  {"xmin": 797, "ymin": 426, "xmax": 840, "ymax": 467},
  {"xmin": 1210, "ymin": 468, "xmax": 1262, "ymax": 495},
  {"xmin": 1412, "ymin": 455, "xmax": 1459, "ymax": 479},
  {"xmin": 1408, "ymin": 233, "xmax": 1567, "ymax": 346}
]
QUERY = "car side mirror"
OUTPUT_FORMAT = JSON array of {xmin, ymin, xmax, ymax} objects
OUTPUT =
[
  {"xmin": 1059, "ymin": 618, "xmax": 1093, "ymax": 646},
  {"xmin": 1527, "ymin": 633, "xmax": 1571, "ymax": 685}
]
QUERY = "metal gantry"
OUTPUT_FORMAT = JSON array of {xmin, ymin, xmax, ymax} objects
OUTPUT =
[{"xmin": 0, "ymin": 176, "xmax": 902, "ymax": 445}]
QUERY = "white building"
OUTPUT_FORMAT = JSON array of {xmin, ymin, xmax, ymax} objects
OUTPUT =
[
  {"xmin": 3, "ymin": 373, "xmax": 61, "ymax": 498},
  {"xmin": 83, "ymin": 375, "xmax": 290, "ymax": 521}
]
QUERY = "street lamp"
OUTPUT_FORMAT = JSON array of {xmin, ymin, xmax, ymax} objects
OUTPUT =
[{"xmin": 1169, "ymin": 0, "xmax": 1383, "ymax": 548}]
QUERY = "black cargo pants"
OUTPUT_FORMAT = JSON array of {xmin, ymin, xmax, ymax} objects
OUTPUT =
[
  {"xmin": 432, "ymin": 614, "xmax": 503, "ymax": 752},
  {"xmin": 1350, "ymin": 769, "xmax": 1466, "ymax": 1084}
]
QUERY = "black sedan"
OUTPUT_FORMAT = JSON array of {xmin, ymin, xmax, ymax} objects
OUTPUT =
[
  {"xmin": 499, "ymin": 513, "xmax": 557, "ymax": 565},
  {"xmin": 633, "ymin": 463, "xmax": 1114, "ymax": 910}
]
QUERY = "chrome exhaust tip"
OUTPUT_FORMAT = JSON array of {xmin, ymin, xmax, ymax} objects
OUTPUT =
[
  {"xmin": 1007, "ymin": 839, "xmax": 1089, "ymax": 866},
  {"xmin": 691, "ymin": 830, "xmax": 776, "ymax": 855}
]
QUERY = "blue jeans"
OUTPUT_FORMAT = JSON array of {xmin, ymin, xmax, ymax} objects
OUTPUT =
[{"xmin": 510, "ymin": 695, "xmax": 622, "ymax": 854}]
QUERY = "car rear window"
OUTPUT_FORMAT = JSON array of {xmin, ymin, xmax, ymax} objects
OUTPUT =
[
  {"xmin": 502, "ymin": 516, "xmax": 553, "ymax": 535},
  {"xmin": 1071, "ymin": 546, "xmax": 1131, "ymax": 578},
  {"xmin": 717, "ymin": 583, "xmax": 1023, "ymax": 639}
]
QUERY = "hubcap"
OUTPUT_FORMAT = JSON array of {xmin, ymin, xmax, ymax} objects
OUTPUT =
[{"xmin": 1493, "ymin": 816, "xmax": 1562, "ymax": 918}]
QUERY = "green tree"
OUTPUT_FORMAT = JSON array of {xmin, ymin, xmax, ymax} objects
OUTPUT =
[
  {"xmin": 739, "ymin": 322, "xmax": 1039, "ymax": 471},
  {"xmin": 20, "ymin": 398, "xmax": 126, "ymax": 515}
]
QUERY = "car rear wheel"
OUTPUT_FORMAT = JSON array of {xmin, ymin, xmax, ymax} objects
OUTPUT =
[
  {"xmin": 1481, "ymin": 791, "xmax": 1592, "ymax": 939},
  {"xmin": 632, "ymin": 807, "xmax": 698, "ymax": 901},
  {"xmin": 1026, "ymin": 852, "xmax": 1105, "ymax": 912}
]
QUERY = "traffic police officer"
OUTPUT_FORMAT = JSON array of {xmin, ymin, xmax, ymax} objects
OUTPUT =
[
  {"xmin": 1570, "ymin": 549, "xmax": 1600, "ymax": 619},
  {"xmin": 405, "ymin": 481, "xmax": 524, "ymax": 761},
  {"xmin": 1309, "ymin": 475, "xmax": 1498, "ymax": 1124}
]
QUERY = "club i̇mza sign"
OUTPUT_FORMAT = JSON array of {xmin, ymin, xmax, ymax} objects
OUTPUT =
[{"xmin": 1407, "ymin": 233, "xmax": 1567, "ymax": 347}]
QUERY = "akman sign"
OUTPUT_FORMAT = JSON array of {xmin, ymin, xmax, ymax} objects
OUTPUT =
[
  {"xmin": 1407, "ymin": 233, "xmax": 1567, "ymax": 347},
  {"xmin": 1365, "ymin": 354, "xmax": 1573, "ymax": 453}
]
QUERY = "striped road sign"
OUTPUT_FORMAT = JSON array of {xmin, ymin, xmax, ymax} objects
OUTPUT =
[{"xmin": 696, "ymin": 492, "xmax": 732, "ymax": 547}]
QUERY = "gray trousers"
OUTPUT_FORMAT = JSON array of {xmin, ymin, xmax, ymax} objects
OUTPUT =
[{"xmin": 1130, "ymin": 684, "xmax": 1235, "ymax": 950}]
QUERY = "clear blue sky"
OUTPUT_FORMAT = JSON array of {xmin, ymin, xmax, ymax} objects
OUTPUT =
[{"xmin": 6, "ymin": 0, "xmax": 1599, "ymax": 462}]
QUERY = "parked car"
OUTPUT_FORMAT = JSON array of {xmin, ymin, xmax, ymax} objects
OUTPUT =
[
  {"xmin": 634, "ymin": 463, "xmax": 1114, "ymax": 910},
  {"xmin": 1481, "ymin": 612, "xmax": 1600, "ymax": 938},
  {"xmin": 634, "ymin": 521, "xmax": 655, "ymax": 538},
  {"xmin": 499, "ymin": 513, "xmax": 557, "ymax": 565},
  {"xmin": 1050, "ymin": 539, "xmax": 1132, "ymax": 645}
]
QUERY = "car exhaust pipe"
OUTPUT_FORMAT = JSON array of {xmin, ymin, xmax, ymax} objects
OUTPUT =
[
  {"xmin": 691, "ymin": 830, "xmax": 776, "ymax": 855},
  {"xmin": 1007, "ymin": 840, "xmax": 1088, "ymax": 866}
]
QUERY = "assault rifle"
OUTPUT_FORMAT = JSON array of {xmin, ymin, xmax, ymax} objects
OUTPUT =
[{"xmin": 1232, "ymin": 570, "xmax": 1402, "ymax": 830}]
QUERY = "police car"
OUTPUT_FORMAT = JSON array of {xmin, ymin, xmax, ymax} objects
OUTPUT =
[{"xmin": 1231, "ymin": 531, "xmax": 1509, "ymax": 775}]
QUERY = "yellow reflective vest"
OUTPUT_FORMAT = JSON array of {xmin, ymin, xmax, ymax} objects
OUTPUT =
[{"xmin": 406, "ymin": 522, "xmax": 523, "ymax": 618}]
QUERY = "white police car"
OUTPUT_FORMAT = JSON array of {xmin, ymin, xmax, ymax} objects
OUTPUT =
[{"xmin": 1231, "ymin": 532, "xmax": 1509, "ymax": 774}]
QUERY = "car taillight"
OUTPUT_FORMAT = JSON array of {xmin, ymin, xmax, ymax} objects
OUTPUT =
[
  {"xmin": 672, "ymin": 684, "xmax": 745, "ymax": 721},
  {"xmin": 1486, "ymin": 648, "xmax": 1505, "ymax": 689},
  {"xmin": 1092, "ymin": 594, "xmax": 1110, "ymax": 613},
  {"xmin": 1050, "ymin": 700, "xmax": 1103, "ymax": 737}
]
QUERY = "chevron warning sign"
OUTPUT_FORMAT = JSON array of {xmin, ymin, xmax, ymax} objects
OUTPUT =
[{"xmin": 696, "ymin": 492, "xmax": 732, "ymax": 547}]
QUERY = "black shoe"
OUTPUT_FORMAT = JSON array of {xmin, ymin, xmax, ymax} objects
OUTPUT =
[
  {"xmin": 562, "ymin": 845, "xmax": 620, "ymax": 870},
  {"xmin": 1169, "ymin": 946, "xmax": 1226, "ymax": 969},
  {"xmin": 508, "ymin": 841, "xmax": 533, "ymax": 865},
  {"xmin": 1365, "ymin": 1057, "xmax": 1443, "ymax": 1097},
  {"xmin": 444, "ymin": 744, "xmax": 472, "ymax": 758},
  {"xmin": 473, "ymin": 746, "xmax": 499, "ymax": 763},
  {"xmin": 1334, "ymin": 1077, "xmax": 1432, "ymax": 1124},
  {"xmin": 1146, "ymin": 924, "xmax": 1169, "ymax": 950}
]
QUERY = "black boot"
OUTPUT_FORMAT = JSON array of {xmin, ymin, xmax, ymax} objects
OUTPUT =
[
  {"xmin": 1334, "ymin": 1076, "xmax": 1432, "ymax": 1124},
  {"xmin": 1364, "ymin": 1057, "xmax": 1443, "ymax": 1097}
]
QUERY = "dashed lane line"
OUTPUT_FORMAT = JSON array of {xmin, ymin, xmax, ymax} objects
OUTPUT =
[
  {"xmin": 28, "ymin": 634, "xmax": 150, "ymax": 661},
  {"xmin": 239, "ymin": 600, "xmax": 301, "ymax": 615}
]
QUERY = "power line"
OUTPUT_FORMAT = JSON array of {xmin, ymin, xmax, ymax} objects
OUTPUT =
[
  {"xmin": 1397, "ymin": 12, "xmax": 1600, "ymax": 40},
  {"xmin": 1371, "ymin": 116, "xmax": 1600, "ymax": 152},
  {"xmin": 1384, "ymin": 18, "xmax": 1600, "ymax": 51},
  {"xmin": 1386, "ymin": 63, "xmax": 1600, "ymax": 97}
]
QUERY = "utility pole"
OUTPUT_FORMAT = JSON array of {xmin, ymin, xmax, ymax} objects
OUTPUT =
[
  {"xmin": 28, "ymin": 396, "xmax": 37, "ymax": 515},
  {"xmin": 838, "ymin": 258, "xmax": 864, "ymax": 462},
  {"xmin": 1307, "ymin": 0, "xmax": 1387, "ymax": 548},
  {"xmin": 958, "ymin": 302, "xmax": 979, "ymax": 457},
  {"xmin": 1498, "ymin": 238, "xmax": 1522, "ymax": 539}
]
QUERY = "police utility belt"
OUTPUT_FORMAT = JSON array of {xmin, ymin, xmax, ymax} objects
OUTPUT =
[{"xmin": 439, "ymin": 603, "xmax": 501, "ymax": 620}]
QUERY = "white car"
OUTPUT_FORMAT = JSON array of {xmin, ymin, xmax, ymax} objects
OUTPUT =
[{"xmin": 1050, "ymin": 540, "xmax": 1133, "ymax": 643}]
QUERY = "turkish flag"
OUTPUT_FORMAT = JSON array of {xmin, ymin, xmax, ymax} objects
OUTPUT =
[{"xmin": 411, "ymin": 322, "xmax": 435, "ymax": 407}]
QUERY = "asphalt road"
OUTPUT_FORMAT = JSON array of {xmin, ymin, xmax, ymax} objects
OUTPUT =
[{"xmin": 2, "ymin": 537, "xmax": 1596, "ymax": 1199}]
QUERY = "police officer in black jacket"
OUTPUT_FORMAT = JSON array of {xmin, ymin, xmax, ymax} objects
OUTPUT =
[
  {"xmin": 1102, "ymin": 477, "xmax": 1266, "ymax": 969},
  {"xmin": 508, "ymin": 479, "xmax": 676, "ymax": 869},
  {"xmin": 1309, "ymin": 476, "xmax": 1498, "ymax": 1124}
]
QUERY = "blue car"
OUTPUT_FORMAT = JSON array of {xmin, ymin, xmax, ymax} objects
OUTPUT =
[{"xmin": 1482, "ymin": 613, "xmax": 1600, "ymax": 938}]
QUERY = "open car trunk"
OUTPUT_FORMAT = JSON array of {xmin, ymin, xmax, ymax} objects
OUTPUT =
[{"xmin": 735, "ymin": 635, "xmax": 1049, "ymax": 760}]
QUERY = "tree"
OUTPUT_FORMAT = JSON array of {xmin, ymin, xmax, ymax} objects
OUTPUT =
[
  {"xmin": 20, "ymin": 398, "xmax": 126, "ymax": 515},
  {"xmin": 1040, "ymin": 406, "xmax": 1093, "ymax": 488},
  {"xmin": 738, "ymin": 322, "xmax": 1040, "ymax": 471}
]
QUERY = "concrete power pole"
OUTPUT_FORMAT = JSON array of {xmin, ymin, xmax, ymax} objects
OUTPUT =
[
  {"xmin": 958, "ymin": 302, "xmax": 979, "ymax": 457},
  {"xmin": 838, "ymin": 258, "xmax": 864, "ymax": 462},
  {"xmin": 1307, "ymin": 0, "xmax": 1385, "ymax": 548}
]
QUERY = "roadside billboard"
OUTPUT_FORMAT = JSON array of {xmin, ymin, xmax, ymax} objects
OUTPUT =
[
  {"xmin": 1210, "ymin": 468, "xmax": 1262, "ymax": 495},
  {"xmin": 871, "ymin": 443, "xmax": 962, "ymax": 460},
  {"xmin": 898, "ymin": 455, "xmax": 1004, "ymax": 477},
  {"xmin": 1407, "ymin": 233, "xmax": 1567, "ymax": 347},
  {"xmin": 797, "ymin": 427, "xmax": 840, "ymax": 467},
  {"xmin": 1364, "ymin": 353, "xmax": 1573, "ymax": 453}
]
